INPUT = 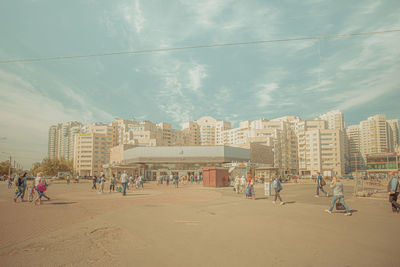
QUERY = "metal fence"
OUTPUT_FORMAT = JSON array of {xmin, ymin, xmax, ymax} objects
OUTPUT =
[{"xmin": 353, "ymin": 175, "xmax": 389, "ymax": 198}]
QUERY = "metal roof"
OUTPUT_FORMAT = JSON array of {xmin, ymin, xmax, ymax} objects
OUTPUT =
[{"xmin": 122, "ymin": 145, "xmax": 250, "ymax": 164}]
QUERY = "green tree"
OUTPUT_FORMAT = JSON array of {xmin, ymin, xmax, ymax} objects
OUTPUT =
[
  {"xmin": 0, "ymin": 161, "xmax": 12, "ymax": 175},
  {"xmin": 31, "ymin": 158, "xmax": 73, "ymax": 176}
]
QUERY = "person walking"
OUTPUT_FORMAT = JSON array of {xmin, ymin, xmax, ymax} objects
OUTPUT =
[
  {"xmin": 120, "ymin": 171, "xmax": 128, "ymax": 196},
  {"xmin": 109, "ymin": 173, "xmax": 116, "ymax": 193},
  {"xmin": 8, "ymin": 175, "xmax": 13, "ymax": 188},
  {"xmin": 174, "ymin": 174, "xmax": 179, "ymax": 188},
  {"xmin": 325, "ymin": 177, "xmax": 352, "ymax": 216},
  {"xmin": 272, "ymin": 175, "xmax": 284, "ymax": 205},
  {"xmin": 240, "ymin": 176, "xmax": 246, "ymax": 193},
  {"xmin": 315, "ymin": 172, "xmax": 328, "ymax": 197},
  {"xmin": 33, "ymin": 172, "xmax": 47, "ymax": 205},
  {"xmin": 234, "ymin": 176, "xmax": 240, "ymax": 194},
  {"xmin": 14, "ymin": 173, "xmax": 26, "ymax": 202},
  {"xmin": 28, "ymin": 177, "xmax": 35, "ymax": 202},
  {"xmin": 388, "ymin": 172, "xmax": 400, "ymax": 213},
  {"xmin": 98, "ymin": 173, "xmax": 105, "ymax": 193},
  {"xmin": 66, "ymin": 175, "xmax": 70, "ymax": 184},
  {"xmin": 92, "ymin": 176, "xmax": 97, "ymax": 190},
  {"xmin": 20, "ymin": 172, "xmax": 27, "ymax": 201},
  {"xmin": 139, "ymin": 175, "xmax": 144, "ymax": 189}
]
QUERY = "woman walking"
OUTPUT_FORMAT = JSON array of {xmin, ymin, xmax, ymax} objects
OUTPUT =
[
  {"xmin": 272, "ymin": 175, "xmax": 284, "ymax": 205},
  {"xmin": 98, "ymin": 173, "xmax": 105, "ymax": 193},
  {"xmin": 109, "ymin": 173, "xmax": 116, "ymax": 193},
  {"xmin": 234, "ymin": 176, "xmax": 240, "ymax": 194},
  {"xmin": 325, "ymin": 177, "xmax": 352, "ymax": 216},
  {"xmin": 92, "ymin": 176, "xmax": 97, "ymax": 190},
  {"xmin": 14, "ymin": 173, "xmax": 27, "ymax": 202},
  {"xmin": 33, "ymin": 172, "xmax": 46, "ymax": 205}
]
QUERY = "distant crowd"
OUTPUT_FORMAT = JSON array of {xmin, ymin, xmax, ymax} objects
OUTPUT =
[{"xmin": 3, "ymin": 170, "xmax": 399, "ymax": 215}]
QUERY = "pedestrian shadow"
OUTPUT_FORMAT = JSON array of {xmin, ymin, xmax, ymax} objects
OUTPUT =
[
  {"xmin": 284, "ymin": 201, "xmax": 296, "ymax": 205},
  {"xmin": 255, "ymin": 196, "xmax": 268, "ymax": 200},
  {"xmin": 124, "ymin": 194, "xmax": 150, "ymax": 197},
  {"xmin": 333, "ymin": 209, "xmax": 358, "ymax": 214},
  {"xmin": 49, "ymin": 201, "xmax": 77, "ymax": 205}
]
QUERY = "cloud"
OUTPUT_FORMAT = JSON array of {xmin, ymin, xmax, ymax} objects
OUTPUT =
[
  {"xmin": 187, "ymin": 63, "xmax": 207, "ymax": 92},
  {"xmin": 121, "ymin": 0, "xmax": 145, "ymax": 34},
  {"xmin": 323, "ymin": 67, "xmax": 398, "ymax": 111},
  {"xmin": 360, "ymin": 1, "xmax": 381, "ymax": 14},
  {"xmin": 304, "ymin": 79, "xmax": 332, "ymax": 92},
  {"xmin": 0, "ymin": 69, "xmax": 114, "ymax": 168},
  {"xmin": 256, "ymin": 83, "xmax": 278, "ymax": 108},
  {"xmin": 179, "ymin": 0, "xmax": 232, "ymax": 27}
]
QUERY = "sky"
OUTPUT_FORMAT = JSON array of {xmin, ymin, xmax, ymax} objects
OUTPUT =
[{"xmin": 0, "ymin": 0, "xmax": 399, "ymax": 168}]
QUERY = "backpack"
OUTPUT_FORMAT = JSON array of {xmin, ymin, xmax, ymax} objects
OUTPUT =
[{"xmin": 388, "ymin": 178, "xmax": 399, "ymax": 193}]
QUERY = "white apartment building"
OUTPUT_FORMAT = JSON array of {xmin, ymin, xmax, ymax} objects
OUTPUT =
[
  {"xmin": 347, "ymin": 115, "xmax": 398, "ymax": 172},
  {"xmin": 316, "ymin": 110, "xmax": 350, "ymax": 173},
  {"xmin": 48, "ymin": 121, "xmax": 82, "ymax": 161},
  {"xmin": 218, "ymin": 118, "xmax": 298, "ymax": 175},
  {"xmin": 316, "ymin": 110, "xmax": 345, "ymax": 131},
  {"xmin": 347, "ymin": 125, "xmax": 364, "ymax": 172},
  {"xmin": 182, "ymin": 116, "xmax": 231, "ymax": 146},
  {"xmin": 48, "ymin": 125, "xmax": 58, "ymax": 159},
  {"xmin": 181, "ymin": 121, "xmax": 200, "ymax": 145},
  {"xmin": 73, "ymin": 123, "xmax": 114, "ymax": 176},
  {"xmin": 360, "ymin": 114, "xmax": 393, "ymax": 154},
  {"xmin": 387, "ymin": 119, "xmax": 399, "ymax": 149}
]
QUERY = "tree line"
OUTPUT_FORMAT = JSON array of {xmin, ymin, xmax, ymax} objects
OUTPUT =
[{"xmin": 31, "ymin": 158, "xmax": 73, "ymax": 176}]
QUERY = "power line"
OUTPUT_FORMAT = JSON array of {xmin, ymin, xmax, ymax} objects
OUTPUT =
[{"xmin": 1, "ymin": 29, "xmax": 399, "ymax": 64}]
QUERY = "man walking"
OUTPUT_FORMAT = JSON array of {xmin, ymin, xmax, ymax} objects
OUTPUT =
[
  {"xmin": 388, "ymin": 172, "xmax": 400, "ymax": 213},
  {"xmin": 272, "ymin": 175, "xmax": 284, "ymax": 205},
  {"xmin": 240, "ymin": 176, "xmax": 246, "ymax": 193},
  {"xmin": 109, "ymin": 173, "xmax": 116, "ymax": 193},
  {"xmin": 120, "ymin": 171, "xmax": 128, "ymax": 196},
  {"xmin": 234, "ymin": 176, "xmax": 240, "ymax": 194},
  {"xmin": 316, "ymin": 172, "xmax": 328, "ymax": 197},
  {"xmin": 325, "ymin": 177, "xmax": 352, "ymax": 216}
]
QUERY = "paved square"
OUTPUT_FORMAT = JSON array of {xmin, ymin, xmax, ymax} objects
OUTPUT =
[{"xmin": 0, "ymin": 181, "xmax": 398, "ymax": 266}]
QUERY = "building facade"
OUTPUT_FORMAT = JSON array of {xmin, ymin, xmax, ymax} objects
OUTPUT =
[
  {"xmin": 73, "ymin": 123, "xmax": 114, "ymax": 176},
  {"xmin": 48, "ymin": 121, "xmax": 82, "ymax": 161}
]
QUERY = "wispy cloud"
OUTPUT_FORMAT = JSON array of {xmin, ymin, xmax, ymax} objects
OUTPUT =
[
  {"xmin": 121, "ymin": 0, "xmax": 145, "ymax": 34},
  {"xmin": 256, "ymin": 83, "xmax": 278, "ymax": 108},
  {"xmin": 179, "ymin": 0, "xmax": 232, "ymax": 27},
  {"xmin": 0, "ymin": 69, "xmax": 114, "ymax": 167},
  {"xmin": 323, "ymin": 67, "xmax": 398, "ymax": 111},
  {"xmin": 187, "ymin": 63, "xmax": 207, "ymax": 92}
]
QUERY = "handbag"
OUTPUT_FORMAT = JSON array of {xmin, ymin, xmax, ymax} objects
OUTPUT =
[
  {"xmin": 320, "ymin": 178, "xmax": 326, "ymax": 186},
  {"xmin": 336, "ymin": 202, "xmax": 345, "ymax": 210}
]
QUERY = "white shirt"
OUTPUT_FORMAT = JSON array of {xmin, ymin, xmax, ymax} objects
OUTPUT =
[
  {"xmin": 35, "ymin": 176, "xmax": 43, "ymax": 185},
  {"xmin": 120, "ymin": 173, "xmax": 128, "ymax": 183}
]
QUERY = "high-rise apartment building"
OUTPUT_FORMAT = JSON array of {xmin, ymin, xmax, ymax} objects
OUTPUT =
[
  {"xmin": 48, "ymin": 121, "xmax": 82, "ymax": 161},
  {"xmin": 347, "ymin": 114, "xmax": 398, "ymax": 172},
  {"xmin": 387, "ymin": 119, "xmax": 399, "ymax": 149},
  {"xmin": 316, "ymin": 110, "xmax": 345, "ymax": 131},
  {"xmin": 48, "ymin": 125, "xmax": 58, "ymax": 159},
  {"xmin": 347, "ymin": 125, "xmax": 364, "ymax": 172},
  {"xmin": 51, "ymin": 113, "xmax": 397, "ymax": 177},
  {"xmin": 181, "ymin": 121, "xmax": 200, "ymax": 145},
  {"xmin": 316, "ymin": 110, "xmax": 350, "ymax": 173},
  {"xmin": 360, "ymin": 114, "xmax": 393, "ymax": 154},
  {"xmin": 181, "ymin": 116, "xmax": 231, "ymax": 146},
  {"xmin": 73, "ymin": 123, "xmax": 114, "ymax": 176}
]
